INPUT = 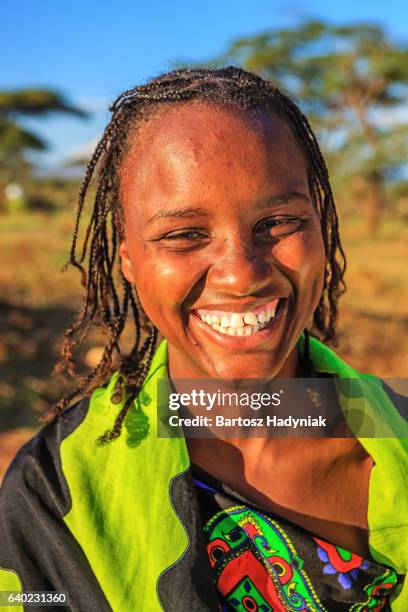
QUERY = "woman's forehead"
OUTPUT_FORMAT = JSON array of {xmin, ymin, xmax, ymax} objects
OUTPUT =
[
  {"xmin": 119, "ymin": 101, "xmax": 309, "ymax": 215},
  {"xmin": 126, "ymin": 101, "xmax": 300, "ymax": 156}
]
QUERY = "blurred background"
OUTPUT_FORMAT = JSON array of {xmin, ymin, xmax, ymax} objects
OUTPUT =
[{"xmin": 1, "ymin": 0, "xmax": 407, "ymax": 480}]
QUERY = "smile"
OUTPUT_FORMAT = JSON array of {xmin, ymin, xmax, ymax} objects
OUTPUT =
[{"xmin": 195, "ymin": 298, "xmax": 280, "ymax": 337}]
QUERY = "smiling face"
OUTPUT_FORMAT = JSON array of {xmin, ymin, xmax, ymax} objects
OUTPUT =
[{"xmin": 119, "ymin": 102, "xmax": 325, "ymax": 379}]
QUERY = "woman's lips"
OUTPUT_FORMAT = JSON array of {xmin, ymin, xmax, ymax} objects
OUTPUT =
[{"xmin": 190, "ymin": 298, "xmax": 287, "ymax": 347}]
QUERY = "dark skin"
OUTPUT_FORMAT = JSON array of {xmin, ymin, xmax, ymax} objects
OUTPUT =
[{"xmin": 119, "ymin": 101, "xmax": 374, "ymax": 559}]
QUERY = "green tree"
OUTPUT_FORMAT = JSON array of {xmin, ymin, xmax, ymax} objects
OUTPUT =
[
  {"xmin": 0, "ymin": 88, "xmax": 88, "ymax": 207},
  {"xmin": 224, "ymin": 20, "xmax": 408, "ymax": 233}
]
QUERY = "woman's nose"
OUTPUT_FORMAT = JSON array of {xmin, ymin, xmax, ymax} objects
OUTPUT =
[{"xmin": 207, "ymin": 238, "xmax": 273, "ymax": 296}]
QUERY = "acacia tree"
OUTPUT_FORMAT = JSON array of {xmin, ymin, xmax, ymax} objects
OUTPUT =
[
  {"xmin": 0, "ymin": 89, "xmax": 87, "ymax": 206},
  {"xmin": 224, "ymin": 20, "xmax": 408, "ymax": 233}
]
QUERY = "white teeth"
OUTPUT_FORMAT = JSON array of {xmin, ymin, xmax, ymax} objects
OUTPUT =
[
  {"xmin": 197, "ymin": 299, "xmax": 280, "ymax": 337},
  {"xmin": 243, "ymin": 312, "xmax": 257, "ymax": 326},
  {"xmin": 230, "ymin": 313, "xmax": 244, "ymax": 328},
  {"xmin": 220, "ymin": 315, "xmax": 230, "ymax": 328}
]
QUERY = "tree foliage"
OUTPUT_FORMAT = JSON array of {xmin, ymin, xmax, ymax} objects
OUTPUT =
[
  {"xmin": 224, "ymin": 20, "xmax": 408, "ymax": 232},
  {"xmin": 0, "ymin": 89, "xmax": 88, "ymax": 118},
  {"xmin": 0, "ymin": 88, "xmax": 88, "ymax": 199}
]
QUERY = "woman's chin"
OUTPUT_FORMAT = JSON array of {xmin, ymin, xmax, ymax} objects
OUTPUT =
[{"xmin": 196, "ymin": 350, "xmax": 289, "ymax": 381}]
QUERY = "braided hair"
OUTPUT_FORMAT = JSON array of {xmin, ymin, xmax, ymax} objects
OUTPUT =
[{"xmin": 42, "ymin": 66, "xmax": 346, "ymax": 443}]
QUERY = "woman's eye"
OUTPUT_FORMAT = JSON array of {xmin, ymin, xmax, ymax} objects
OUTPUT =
[
  {"xmin": 255, "ymin": 217, "xmax": 303, "ymax": 237},
  {"xmin": 162, "ymin": 229, "xmax": 207, "ymax": 241}
]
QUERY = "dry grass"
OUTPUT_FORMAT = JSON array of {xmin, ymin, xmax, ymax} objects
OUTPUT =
[{"xmin": 338, "ymin": 217, "xmax": 408, "ymax": 377}]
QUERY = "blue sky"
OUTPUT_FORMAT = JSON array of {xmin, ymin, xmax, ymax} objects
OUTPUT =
[{"xmin": 1, "ymin": 0, "xmax": 407, "ymax": 168}]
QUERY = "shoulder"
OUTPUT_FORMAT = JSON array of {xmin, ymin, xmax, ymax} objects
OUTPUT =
[
  {"xmin": 0, "ymin": 397, "xmax": 90, "ymax": 517},
  {"xmin": 307, "ymin": 336, "xmax": 408, "ymax": 430},
  {"xmin": 0, "ymin": 397, "xmax": 115, "ymax": 608},
  {"xmin": 380, "ymin": 380, "xmax": 408, "ymax": 422}
]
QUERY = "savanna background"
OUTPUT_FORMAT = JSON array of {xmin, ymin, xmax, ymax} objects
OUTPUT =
[{"xmin": 1, "ymin": 1, "xmax": 407, "ymax": 481}]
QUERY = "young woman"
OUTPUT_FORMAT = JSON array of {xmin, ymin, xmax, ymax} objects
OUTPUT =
[{"xmin": 1, "ymin": 67, "xmax": 407, "ymax": 612}]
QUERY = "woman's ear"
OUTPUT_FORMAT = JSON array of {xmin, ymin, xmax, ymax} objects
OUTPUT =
[{"xmin": 119, "ymin": 241, "xmax": 135, "ymax": 284}]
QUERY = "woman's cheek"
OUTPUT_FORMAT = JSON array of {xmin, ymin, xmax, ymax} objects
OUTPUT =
[
  {"xmin": 272, "ymin": 227, "xmax": 324, "ymax": 274},
  {"xmin": 135, "ymin": 259, "xmax": 177, "ymax": 305},
  {"xmin": 272, "ymin": 229, "xmax": 325, "ymax": 318},
  {"xmin": 131, "ymin": 252, "xmax": 196, "ymax": 327}
]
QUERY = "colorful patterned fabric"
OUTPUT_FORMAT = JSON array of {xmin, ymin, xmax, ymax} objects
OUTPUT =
[{"xmin": 192, "ymin": 464, "xmax": 401, "ymax": 612}]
